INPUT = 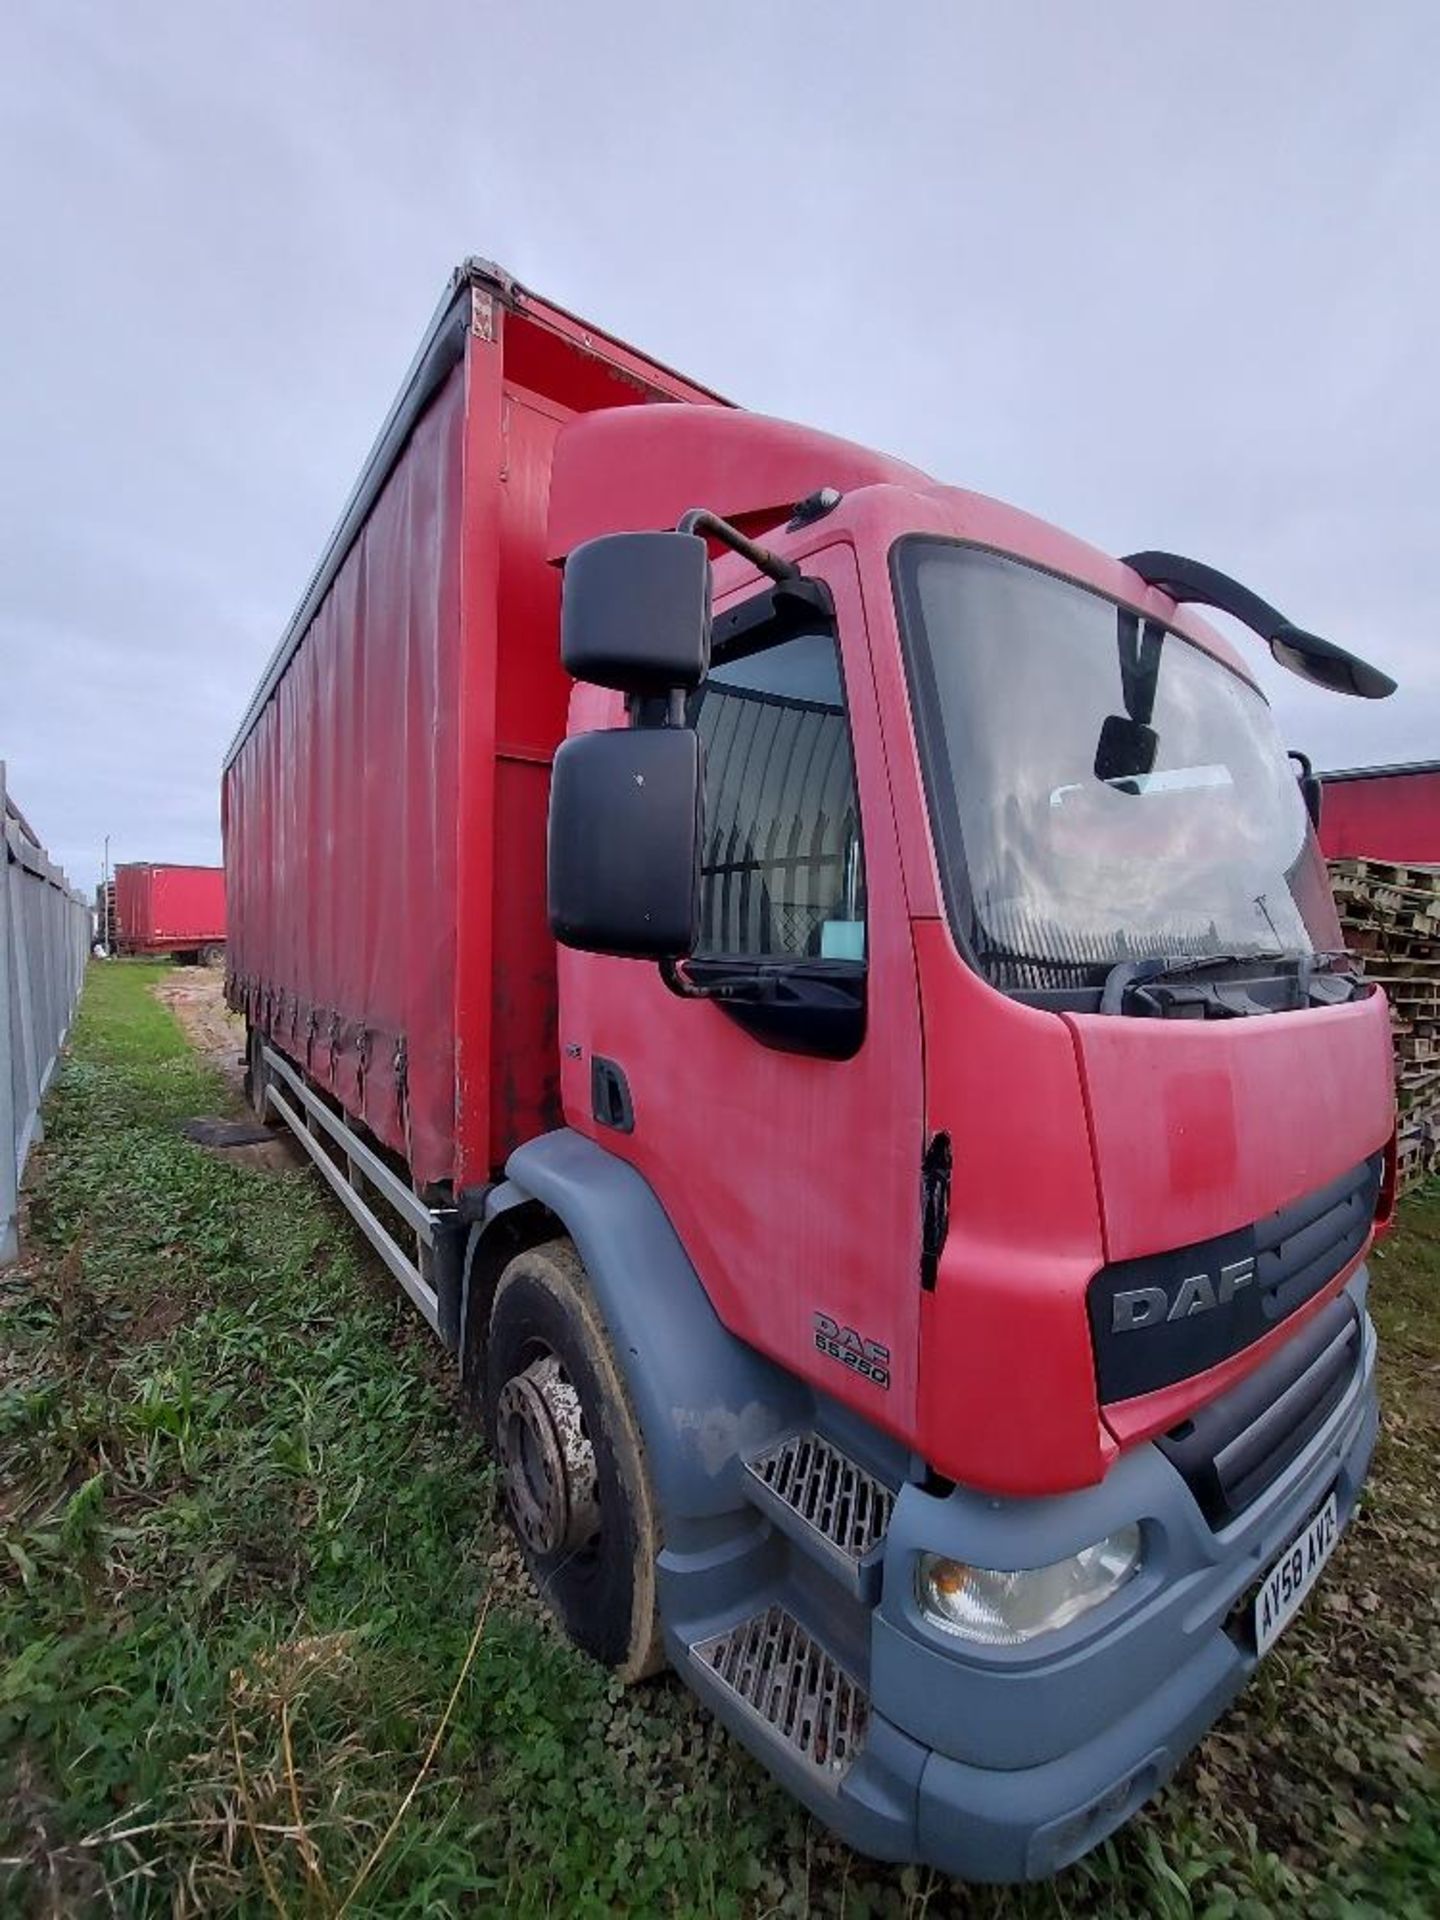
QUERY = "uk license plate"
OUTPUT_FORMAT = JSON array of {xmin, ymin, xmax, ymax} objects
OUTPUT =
[{"xmin": 1254, "ymin": 1493, "xmax": 1340, "ymax": 1656}]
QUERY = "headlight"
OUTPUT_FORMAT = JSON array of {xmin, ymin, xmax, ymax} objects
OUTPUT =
[{"xmin": 917, "ymin": 1526, "xmax": 1142, "ymax": 1646}]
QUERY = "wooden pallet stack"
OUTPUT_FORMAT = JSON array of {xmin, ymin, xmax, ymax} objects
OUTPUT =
[
  {"xmin": 93, "ymin": 879, "xmax": 116, "ymax": 953},
  {"xmin": 1328, "ymin": 857, "xmax": 1440, "ymax": 1189}
]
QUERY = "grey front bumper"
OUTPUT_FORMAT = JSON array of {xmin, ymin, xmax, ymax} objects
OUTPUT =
[{"xmin": 839, "ymin": 1274, "xmax": 1378, "ymax": 1881}]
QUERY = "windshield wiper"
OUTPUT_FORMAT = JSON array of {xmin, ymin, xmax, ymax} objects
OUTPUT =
[
  {"xmin": 1100, "ymin": 949, "xmax": 1356, "ymax": 1017},
  {"xmin": 1102, "ymin": 951, "xmax": 1259, "ymax": 1016}
]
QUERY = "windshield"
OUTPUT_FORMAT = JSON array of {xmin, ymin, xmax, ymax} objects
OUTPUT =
[{"xmin": 893, "ymin": 540, "xmax": 1343, "ymax": 993}]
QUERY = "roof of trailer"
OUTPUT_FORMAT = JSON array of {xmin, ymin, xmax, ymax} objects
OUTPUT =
[
  {"xmin": 223, "ymin": 259, "xmax": 730, "ymax": 769},
  {"xmin": 1321, "ymin": 759, "xmax": 1440, "ymax": 782}
]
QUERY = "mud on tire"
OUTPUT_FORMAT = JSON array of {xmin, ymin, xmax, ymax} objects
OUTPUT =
[{"xmin": 484, "ymin": 1238, "xmax": 664, "ymax": 1681}]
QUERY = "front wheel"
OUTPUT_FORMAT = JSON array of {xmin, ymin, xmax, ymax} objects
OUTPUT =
[{"xmin": 485, "ymin": 1238, "xmax": 663, "ymax": 1680}]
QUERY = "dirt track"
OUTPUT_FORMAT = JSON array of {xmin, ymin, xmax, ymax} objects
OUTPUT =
[
  {"xmin": 150, "ymin": 966, "xmax": 246, "ymax": 1091},
  {"xmin": 150, "ymin": 968, "xmax": 305, "ymax": 1171}
]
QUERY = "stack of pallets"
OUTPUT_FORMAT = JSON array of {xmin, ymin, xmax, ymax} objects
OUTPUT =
[
  {"xmin": 1328, "ymin": 857, "xmax": 1440, "ymax": 1189},
  {"xmin": 93, "ymin": 880, "xmax": 116, "ymax": 953}
]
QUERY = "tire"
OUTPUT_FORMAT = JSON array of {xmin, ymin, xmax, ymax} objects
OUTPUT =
[
  {"xmin": 244, "ymin": 1026, "xmax": 271, "ymax": 1124},
  {"xmin": 485, "ymin": 1238, "xmax": 663, "ymax": 1680}
]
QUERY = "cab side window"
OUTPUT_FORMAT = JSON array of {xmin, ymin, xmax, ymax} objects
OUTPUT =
[{"xmin": 691, "ymin": 629, "xmax": 866, "ymax": 961}]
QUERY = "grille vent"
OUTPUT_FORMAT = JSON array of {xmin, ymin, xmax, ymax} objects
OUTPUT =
[{"xmin": 693, "ymin": 1605, "xmax": 868, "ymax": 1779}]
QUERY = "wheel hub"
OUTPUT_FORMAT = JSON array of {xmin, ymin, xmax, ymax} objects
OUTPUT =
[{"xmin": 496, "ymin": 1355, "xmax": 599, "ymax": 1558}]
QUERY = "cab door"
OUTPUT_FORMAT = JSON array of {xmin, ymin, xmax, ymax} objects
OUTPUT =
[{"xmin": 557, "ymin": 542, "xmax": 926, "ymax": 1441}]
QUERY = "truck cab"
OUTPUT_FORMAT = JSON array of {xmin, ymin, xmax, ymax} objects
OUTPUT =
[
  {"xmin": 226, "ymin": 263, "xmax": 1397, "ymax": 1883},
  {"xmin": 532, "ymin": 403, "xmax": 1394, "ymax": 1879}
]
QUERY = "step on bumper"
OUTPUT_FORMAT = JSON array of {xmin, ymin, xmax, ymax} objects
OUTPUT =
[
  {"xmin": 691, "ymin": 1604, "xmax": 868, "ymax": 1782},
  {"xmin": 742, "ymin": 1430, "xmax": 893, "ymax": 1599}
]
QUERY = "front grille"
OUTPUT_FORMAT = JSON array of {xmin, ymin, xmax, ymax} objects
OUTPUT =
[
  {"xmin": 692, "ymin": 1606, "xmax": 868, "ymax": 1780},
  {"xmin": 1088, "ymin": 1154, "xmax": 1381, "ymax": 1403},
  {"xmin": 1159, "ymin": 1294, "xmax": 1362, "ymax": 1527},
  {"xmin": 745, "ymin": 1432, "xmax": 894, "ymax": 1561}
]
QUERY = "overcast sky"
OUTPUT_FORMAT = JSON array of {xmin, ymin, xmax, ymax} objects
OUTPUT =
[{"xmin": 2, "ymin": 2, "xmax": 1436, "ymax": 895}]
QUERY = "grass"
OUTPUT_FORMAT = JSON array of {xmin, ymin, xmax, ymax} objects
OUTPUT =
[{"xmin": 0, "ymin": 961, "xmax": 1435, "ymax": 1916}]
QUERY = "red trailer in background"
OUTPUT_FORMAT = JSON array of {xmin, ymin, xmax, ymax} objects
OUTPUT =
[
  {"xmin": 113, "ymin": 863, "xmax": 226, "ymax": 963},
  {"xmin": 1320, "ymin": 760, "xmax": 1440, "ymax": 864}
]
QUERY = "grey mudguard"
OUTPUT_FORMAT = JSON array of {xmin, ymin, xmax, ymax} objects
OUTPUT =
[{"xmin": 501, "ymin": 1128, "xmax": 808, "ymax": 1520}]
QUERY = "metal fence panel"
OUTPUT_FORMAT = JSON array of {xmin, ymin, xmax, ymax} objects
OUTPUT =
[{"xmin": 1, "ymin": 762, "xmax": 90, "ymax": 1265}]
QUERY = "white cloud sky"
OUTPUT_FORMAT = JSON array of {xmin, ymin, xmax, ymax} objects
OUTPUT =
[{"xmin": 2, "ymin": 0, "xmax": 1436, "ymax": 891}]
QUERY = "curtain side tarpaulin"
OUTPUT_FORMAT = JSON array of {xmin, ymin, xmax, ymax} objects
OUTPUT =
[
  {"xmin": 1319, "ymin": 767, "xmax": 1440, "ymax": 864},
  {"xmin": 225, "ymin": 364, "xmax": 466, "ymax": 1188}
]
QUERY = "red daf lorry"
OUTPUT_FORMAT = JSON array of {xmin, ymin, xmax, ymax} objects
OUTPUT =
[
  {"xmin": 112, "ymin": 862, "xmax": 226, "ymax": 963},
  {"xmin": 223, "ymin": 260, "xmax": 1398, "ymax": 1881}
]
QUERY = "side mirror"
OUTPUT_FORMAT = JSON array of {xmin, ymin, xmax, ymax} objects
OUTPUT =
[
  {"xmin": 562, "ymin": 531, "xmax": 711, "ymax": 693},
  {"xmin": 1095, "ymin": 713, "xmax": 1159, "ymax": 785},
  {"xmin": 1122, "ymin": 553, "xmax": 1396, "ymax": 702},
  {"xmin": 1289, "ymin": 749, "xmax": 1323, "ymax": 830},
  {"xmin": 1269, "ymin": 625, "xmax": 1395, "ymax": 701},
  {"xmin": 548, "ymin": 727, "xmax": 701, "ymax": 957}
]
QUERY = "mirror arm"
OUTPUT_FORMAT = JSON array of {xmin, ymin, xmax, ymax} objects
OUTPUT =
[
  {"xmin": 678, "ymin": 508, "xmax": 800, "ymax": 586},
  {"xmin": 660, "ymin": 957, "xmax": 709, "ymax": 1000},
  {"xmin": 661, "ymin": 957, "xmax": 868, "ymax": 1058},
  {"xmin": 660, "ymin": 957, "xmax": 772, "ymax": 1003},
  {"xmin": 1289, "ymin": 748, "xmax": 1324, "ymax": 830},
  {"xmin": 627, "ymin": 689, "xmax": 688, "ymax": 730},
  {"xmin": 1122, "ymin": 550, "xmax": 1395, "ymax": 700}
]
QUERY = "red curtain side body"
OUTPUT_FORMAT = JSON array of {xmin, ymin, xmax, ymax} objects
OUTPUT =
[
  {"xmin": 224, "ymin": 366, "xmax": 466, "ymax": 1189},
  {"xmin": 223, "ymin": 292, "xmax": 727, "ymax": 1195}
]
